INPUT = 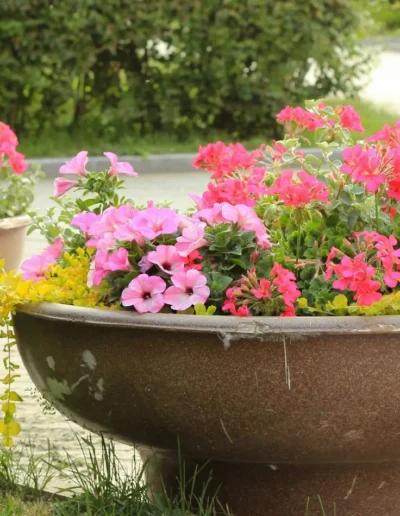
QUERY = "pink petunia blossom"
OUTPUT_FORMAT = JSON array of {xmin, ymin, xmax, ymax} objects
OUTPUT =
[
  {"xmin": 146, "ymin": 245, "xmax": 185, "ymax": 275},
  {"xmin": 131, "ymin": 207, "xmax": 178, "ymax": 240},
  {"xmin": 53, "ymin": 177, "xmax": 79, "ymax": 198},
  {"xmin": 71, "ymin": 212, "xmax": 101, "ymax": 234},
  {"xmin": 20, "ymin": 239, "xmax": 63, "ymax": 282},
  {"xmin": 87, "ymin": 250, "xmax": 109, "ymax": 287},
  {"xmin": 47, "ymin": 238, "xmax": 64, "ymax": 259},
  {"xmin": 59, "ymin": 151, "xmax": 88, "ymax": 176},
  {"xmin": 104, "ymin": 152, "xmax": 137, "ymax": 176},
  {"xmin": 20, "ymin": 254, "xmax": 57, "ymax": 282},
  {"xmin": 121, "ymin": 274, "xmax": 166, "ymax": 313},
  {"xmin": 164, "ymin": 269, "xmax": 210, "ymax": 310},
  {"xmin": 176, "ymin": 222, "xmax": 208, "ymax": 256},
  {"xmin": 105, "ymin": 248, "xmax": 131, "ymax": 272}
]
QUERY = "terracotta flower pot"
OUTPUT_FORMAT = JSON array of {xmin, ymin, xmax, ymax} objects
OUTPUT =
[
  {"xmin": 13, "ymin": 302, "xmax": 400, "ymax": 515},
  {"xmin": 0, "ymin": 215, "xmax": 31, "ymax": 271}
]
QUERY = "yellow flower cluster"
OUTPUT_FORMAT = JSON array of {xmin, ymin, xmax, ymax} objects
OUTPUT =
[
  {"xmin": 0, "ymin": 249, "xmax": 108, "ymax": 446},
  {"xmin": 0, "ymin": 249, "xmax": 107, "ymax": 320}
]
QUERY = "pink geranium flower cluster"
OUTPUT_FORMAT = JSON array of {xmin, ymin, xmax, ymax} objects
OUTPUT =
[
  {"xmin": 276, "ymin": 104, "xmax": 364, "ymax": 134},
  {"xmin": 191, "ymin": 167, "xmax": 267, "ymax": 209},
  {"xmin": 367, "ymin": 121, "xmax": 400, "ymax": 149},
  {"xmin": 193, "ymin": 142, "xmax": 263, "ymax": 180},
  {"xmin": 0, "ymin": 122, "xmax": 28, "ymax": 174},
  {"xmin": 222, "ymin": 263, "xmax": 300, "ymax": 317},
  {"xmin": 267, "ymin": 169, "xmax": 329, "ymax": 207},
  {"xmin": 276, "ymin": 106, "xmax": 325, "ymax": 132},
  {"xmin": 341, "ymin": 145, "xmax": 400, "ymax": 194},
  {"xmin": 192, "ymin": 142, "xmax": 266, "ymax": 208},
  {"xmin": 325, "ymin": 233, "xmax": 400, "ymax": 306}
]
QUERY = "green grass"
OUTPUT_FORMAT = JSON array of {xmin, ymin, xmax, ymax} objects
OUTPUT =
[
  {"xmin": 0, "ymin": 433, "xmax": 342, "ymax": 515},
  {"xmin": 19, "ymin": 99, "xmax": 400, "ymax": 159},
  {"xmin": 0, "ymin": 435, "xmax": 229, "ymax": 516}
]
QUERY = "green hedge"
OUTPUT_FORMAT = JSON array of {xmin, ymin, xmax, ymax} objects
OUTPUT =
[{"xmin": 0, "ymin": 0, "xmax": 368, "ymax": 139}]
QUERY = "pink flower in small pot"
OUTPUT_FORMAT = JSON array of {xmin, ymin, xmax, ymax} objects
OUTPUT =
[
  {"xmin": 53, "ymin": 177, "xmax": 79, "ymax": 198},
  {"xmin": 59, "ymin": 151, "xmax": 88, "ymax": 176},
  {"xmin": 8, "ymin": 151, "xmax": 28, "ymax": 174},
  {"xmin": 121, "ymin": 274, "xmax": 167, "ymax": 313},
  {"xmin": 147, "ymin": 245, "xmax": 185, "ymax": 275},
  {"xmin": 164, "ymin": 269, "xmax": 210, "ymax": 311},
  {"xmin": 104, "ymin": 152, "xmax": 137, "ymax": 176}
]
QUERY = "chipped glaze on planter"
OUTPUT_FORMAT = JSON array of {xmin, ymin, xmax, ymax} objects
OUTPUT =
[
  {"xmin": 0, "ymin": 215, "xmax": 31, "ymax": 271},
  {"xmin": 13, "ymin": 303, "xmax": 400, "ymax": 515}
]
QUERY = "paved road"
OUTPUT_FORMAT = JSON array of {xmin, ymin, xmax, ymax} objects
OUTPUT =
[
  {"xmin": 6, "ymin": 171, "xmax": 208, "ymax": 486},
  {"xmin": 361, "ymin": 51, "xmax": 400, "ymax": 113}
]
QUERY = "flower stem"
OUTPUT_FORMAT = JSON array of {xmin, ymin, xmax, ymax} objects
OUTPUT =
[
  {"xmin": 296, "ymin": 229, "xmax": 301, "ymax": 264},
  {"xmin": 296, "ymin": 209, "xmax": 302, "ymax": 264},
  {"xmin": 375, "ymin": 193, "xmax": 380, "ymax": 232}
]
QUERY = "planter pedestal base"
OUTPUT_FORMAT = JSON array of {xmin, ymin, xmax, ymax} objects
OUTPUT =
[{"xmin": 139, "ymin": 447, "xmax": 400, "ymax": 516}]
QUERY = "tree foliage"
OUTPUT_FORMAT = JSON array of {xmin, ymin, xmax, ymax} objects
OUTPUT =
[{"xmin": 0, "ymin": 0, "xmax": 368, "ymax": 139}]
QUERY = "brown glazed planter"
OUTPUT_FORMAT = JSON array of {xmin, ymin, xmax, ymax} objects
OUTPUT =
[
  {"xmin": 0, "ymin": 215, "xmax": 31, "ymax": 271},
  {"xmin": 13, "ymin": 303, "xmax": 400, "ymax": 515}
]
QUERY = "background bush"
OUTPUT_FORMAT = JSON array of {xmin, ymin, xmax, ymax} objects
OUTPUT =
[{"xmin": 0, "ymin": 0, "xmax": 368, "ymax": 140}]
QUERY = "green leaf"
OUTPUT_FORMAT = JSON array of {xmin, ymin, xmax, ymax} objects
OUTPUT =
[{"xmin": 338, "ymin": 190, "xmax": 352, "ymax": 205}]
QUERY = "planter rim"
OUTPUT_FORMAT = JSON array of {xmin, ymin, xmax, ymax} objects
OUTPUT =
[
  {"xmin": 0, "ymin": 214, "xmax": 31, "ymax": 231},
  {"xmin": 15, "ymin": 302, "xmax": 400, "ymax": 336}
]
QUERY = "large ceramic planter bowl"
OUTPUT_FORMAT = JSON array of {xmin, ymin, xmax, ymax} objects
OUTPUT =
[
  {"xmin": 13, "ymin": 303, "xmax": 400, "ymax": 515},
  {"xmin": 0, "ymin": 215, "xmax": 31, "ymax": 271}
]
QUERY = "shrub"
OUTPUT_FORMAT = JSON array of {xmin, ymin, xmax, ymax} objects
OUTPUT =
[{"xmin": 0, "ymin": 0, "xmax": 369, "ymax": 139}]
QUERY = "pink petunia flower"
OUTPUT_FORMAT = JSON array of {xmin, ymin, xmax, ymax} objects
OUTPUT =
[
  {"xmin": 176, "ymin": 222, "xmax": 208, "ymax": 256},
  {"xmin": 87, "ymin": 250, "xmax": 109, "ymax": 287},
  {"xmin": 20, "ymin": 239, "xmax": 63, "ymax": 282},
  {"xmin": 71, "ymin": 212, "xmax": 101, "ymax": 234},
  {"xmin": 121, "ymin": 274, "xmax": 167, "ymax": 313},
  {"xmin": 53, "ymin": 177, "xmax": 79, "ymax": 198},
  {"xmin": 20, "ymin": 254, "xmax": 57, "ymax": 282},
  {"xmin": 105, "ymin": 248, "xmax": 131, "ymax": 272},
  {"xmin": 146, "ymin": 245, "xmax": 185, "ymax": 275},
  {"xmin": 132, "ymin": 207, "xmax": 178, "ymax": 240},
  {"xmin": 59, "ymin": 151, "xmax": 88, "ymax": 176},
  {"xmin": 47, "ymin": 238, "xmax": 64, "ymax": 259},
  {"xmin": 104, "ymin": 152, "xmax": 137, "ymax": 176},
  {"xmin": 164, "ymin": 269, "xmax": 210, "ymax": 311}
]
